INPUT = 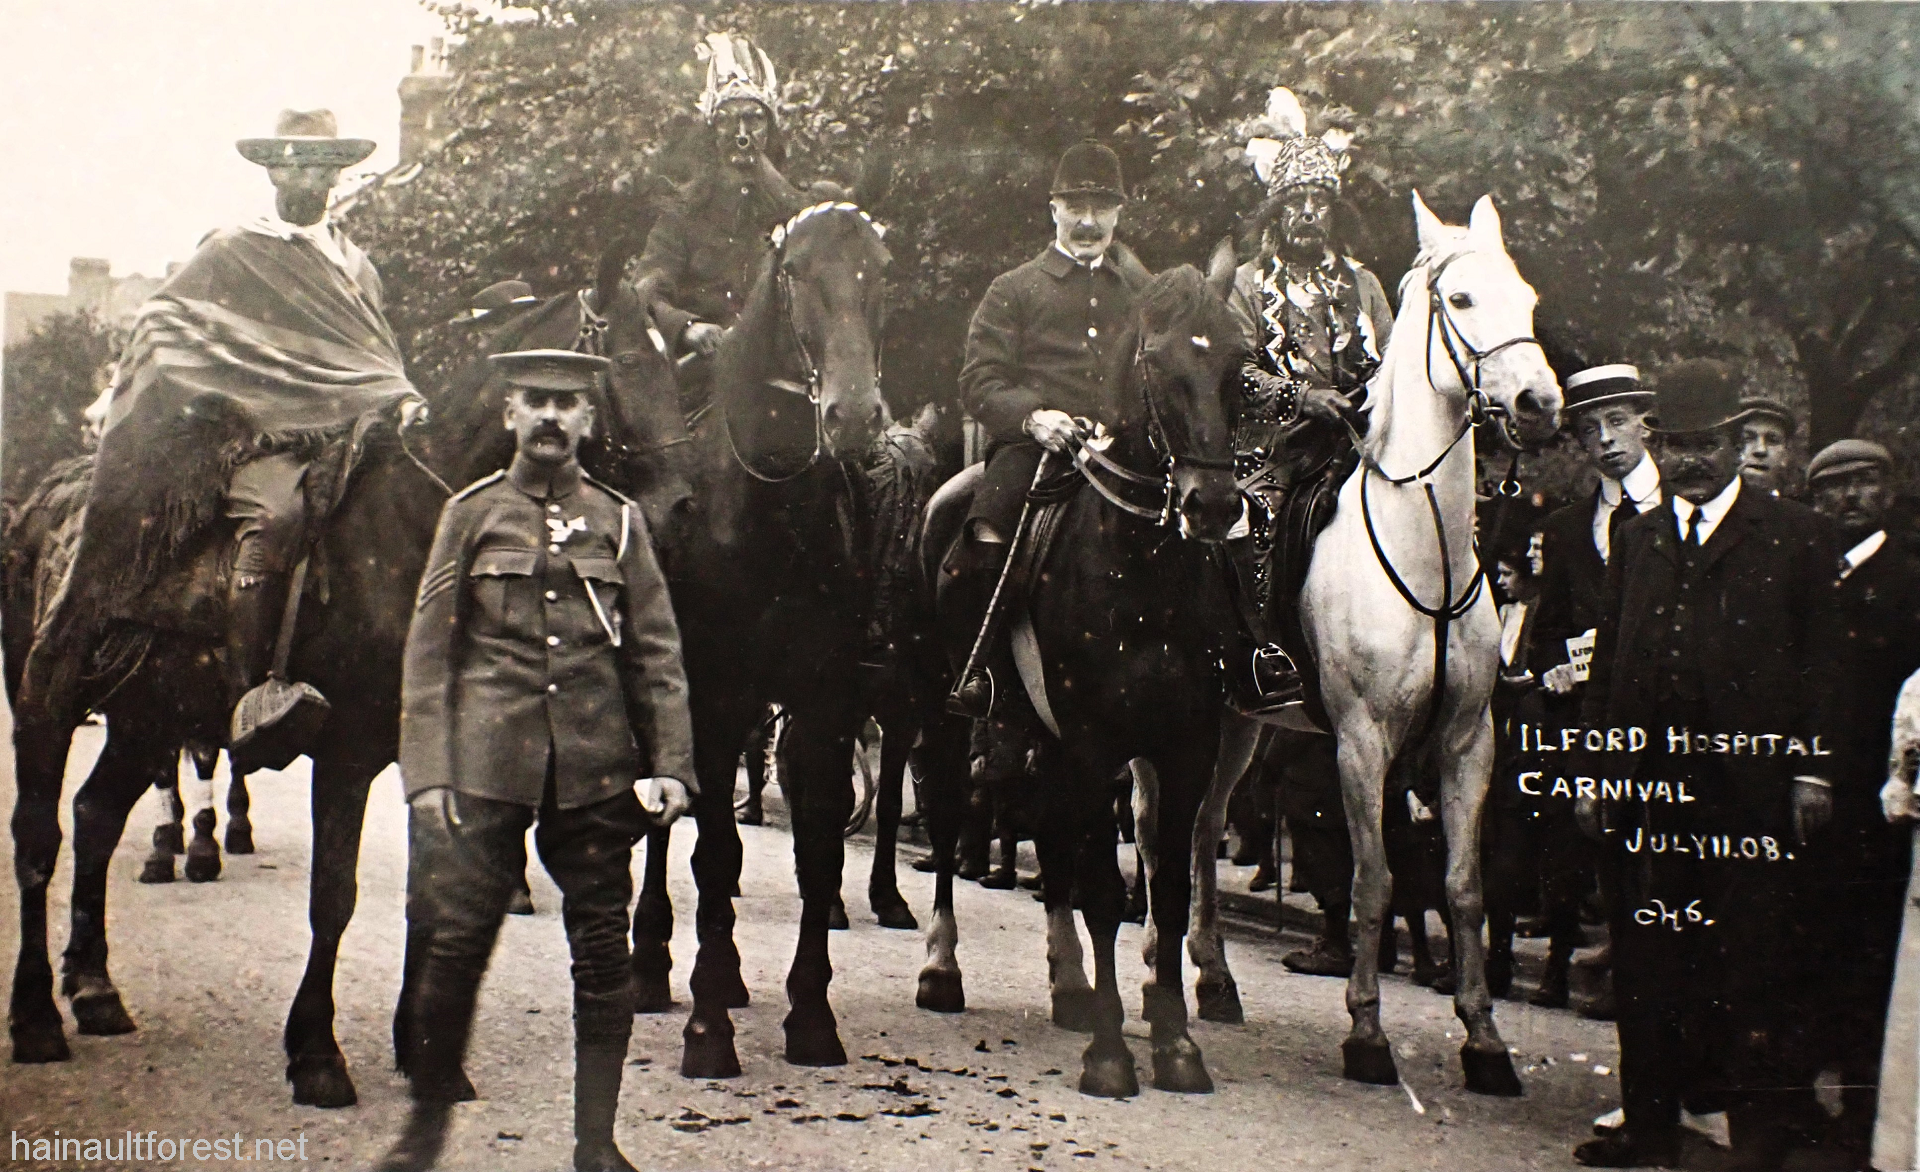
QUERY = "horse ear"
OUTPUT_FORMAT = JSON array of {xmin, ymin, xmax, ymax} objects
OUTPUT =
[
  {"xmin": 592, "ymin": 239, "xmax": 637, "ymax": 313},
  {"xmin": 853, "ymin": 147, "xmax": 894, "ymax": 212},
  {"xmin": 1467, "ymin": 195, "xmax": 1504, "ymax": 250},
  {"xmin": 1205, "ymin": 236, "xmax": 1237, "ymax": 302},
  {"xmin": 1411, "ymin": 189, "xmax": 1446, "ymax": 253}
]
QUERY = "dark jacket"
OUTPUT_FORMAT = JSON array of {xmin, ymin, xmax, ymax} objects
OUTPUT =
[
  {"xmin": 958, "ymin": 242, "xmax": 1151, "ymax": 443},
  {"xmin": 1831, "ymin": 533, "xmax": 1920, "ymax": 865},
  {"xmin": 633, "ymin": 175, "xmax": 800, "ymax": 348},
  {"xmin": 1581, "ymin": 483, "xmax": 1845, "ymax": 834},
  {"xmin": 399, "ymin": 454, "xmax": 696, "ymax": 809},
  {"xmin": 1529, "ymin": 492, "xmax": 1610, "ymax": 679}
]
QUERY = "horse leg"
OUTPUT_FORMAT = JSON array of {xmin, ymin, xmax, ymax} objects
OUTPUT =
[
  {"xmin": 63, "ymin": 725, "xmax": 173, "ymax": 1037},
  {"xmin": 1038, "ymin": 777, "xmax": 1097, "ymax": 1034},
  {"xmin": 1075, "ymin": 786, "xmax": 1138, "ymax": 1099},
  {"xmin": 1441, "ymin": 714, "xmax": 1521, "ymax": 1096},
  {"xmin": 283, "ymin": 752, "xmax": 378, "ymax": 1108},
  {"xmin": 780, "ymin": 705, "xmax": 859, "ymax": 1067},
  {"xmin": 1140, "ymin": 753, "xmax": 1214, "ymax": 1093},
  {"xmin": 1130, "ymin": 758, "xmax": 1159, "ymax": 1003},
  {"xmin": 1334, "ymin": 722, "xmax": 1398, "ymax": 1086},
  {"xmin": 225, "ymin": 768, "xmax": 255, "ymax": 855},
  {"xmin": 680, "ymin": 700, "xmax": 758, "ymax": 1079},
  {"xmin": 630, "ymin": 826, "xmax": 676, "ymax": 1013},
  {"xmin": 182, "ymin": 748, "xmax": 220, "ymax": 883},
  {"xmin": 138, "ymin": 773, "xmax": 184, "ymax": 884},
  {"xmin": 10, "ymin": 714, "xmax": 78, "ymax": 1063},
  {"xmin": 867, "ymin": 715, "xmax": 918, "ymax": 929},
  {"xmin": 1190, "ymin": 715, "xmax": 1260, "ymax": 1025},
  {"xmin": 914, "ymin": 715, "xmax": 968, "ymax": 1013}
]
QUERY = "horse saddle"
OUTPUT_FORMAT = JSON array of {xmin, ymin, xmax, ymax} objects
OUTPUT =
[{"xmin": 108, "ymin": 413, "xmax": 386, "ymax": 639}]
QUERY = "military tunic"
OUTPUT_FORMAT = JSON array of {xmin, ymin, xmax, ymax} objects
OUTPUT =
[{"xmin": 400, "ymin": 454, "xmax": 696, "ymax": 808}]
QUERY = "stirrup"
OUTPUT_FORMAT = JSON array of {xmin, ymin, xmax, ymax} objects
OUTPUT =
[{"xmin": 1228, "ymin": 643, "xmax": 1305, "ymax": 717}]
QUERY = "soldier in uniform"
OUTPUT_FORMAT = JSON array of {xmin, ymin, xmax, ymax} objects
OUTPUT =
[
  {"xmin": 947, "ymin": 140, "xmax": 1151, "ymax": 781},
  {"xmin": 377, "ymin": 350, "xmax": 695, "ymax": 1172},
  {"xmin": 632, "ymin": 31, "xmax": 808, "ymax": 409}
]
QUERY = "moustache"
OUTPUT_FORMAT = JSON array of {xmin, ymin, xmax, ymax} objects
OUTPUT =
[{"xmin": 530, "ymin": 425, "xmax": 567, "ymax": 441}]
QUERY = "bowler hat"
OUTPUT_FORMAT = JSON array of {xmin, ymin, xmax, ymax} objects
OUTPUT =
[
  {"xmin": 237, "ymin": 109, "xmax": 376, "ymax": 168},
  {"xmin": 1051, "ymin": 140, "xmax": 1126, "ymax": 202},
  {"xmin": 1563, "ymin": 364, "xmax": 1651, "ymax": 416},
  {"xmin": 488, "ymin": 349, "xmax": 610, "ymax": 392},
  {"xmin": 1649, "ymin": 359, "xmax": 1754, "ymax": 435},
  {"xmin": 450, "ymin": 280, "xmax": 540, "ymax": 326},
  {"xmin": 1806, "ymin": 438, "xmax": 1893, "ymax": 485}
]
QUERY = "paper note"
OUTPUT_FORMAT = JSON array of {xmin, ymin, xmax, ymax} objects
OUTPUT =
[{"xmin": 1566, "ymin": 629, "xmax": 1597, "ymax": 682}]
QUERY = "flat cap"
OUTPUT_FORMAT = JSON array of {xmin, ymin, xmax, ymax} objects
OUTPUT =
[
  {"xmin": 1806, "ymin": 438, "xmax": 1893, "ymax": 484},
  {"xmin": 488, "ymin": 348, "xmax": 609, "ymax": 391}
]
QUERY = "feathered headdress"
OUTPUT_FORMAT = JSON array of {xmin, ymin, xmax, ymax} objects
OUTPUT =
[
  {"xmin": 1243, "ymin": 88, "xmax": 1350, "ymax": 197},
  {"xmin": 696, "ymin": 31, "xmax": 781, "ymax": 126}
]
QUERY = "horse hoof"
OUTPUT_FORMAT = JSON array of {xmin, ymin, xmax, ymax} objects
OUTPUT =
[
  {"xmin": 10, "ymin": 1018, "xmax": 71, "ymax": 1064},
  {"xmin": 632, "ymin": 970, "xmax": 675, "ymax": 1014},
  {"xmin": 828, "ymin": 899, "xmax": 850, "ymax": 931},
  {"xmin": 154, "ymin": 823, "xmax": 185, "ymax": 856},
  {"xmin": 1052, "ymin": 988, "xmax": 1099, "ymax": 1034},
  {"xmin": 1195, "ymin": 982, "xmax": 1244, "ymax": 1025},
  {"xmin": 910, "ymin": 854, "xmax": 938, "ymax": 873},
  {"xmin": 870, "ymin": 894, "xmax": 917, "ymax": 930},
  {"xmin": 288, "ymin": 1052, "xmax": 358, "ymax": 1108},
  {"xmin": 1077, "ymin": 1042, "xmax": 1140, "ymax": 1099},
  {"xmin": 1341, "ymin": 1038, "xmax": 1400, "ymax": 1086},
  {"xmin": 915, "ymin": 967, "xmax": 965, "ymax": 1014},
  {"xmin": 1151, "ymin": 1038, "xmax": 1214, "ymax": 1094},
  {"xmin": 1461, "ymin": 1043, "xmax": 1524, "ymax": 1097},
  {"xmin": 680, "ymin": 1015, "xmax": 742, "ymax": 1079},
  {"xmin": 225, "ymin": 822, "xmax": 255, "ymax": 855},
  {"xmin": 783, "ymin": 1016, "xmax": 848, "ymax": 1067},
  {"xmin": 184, "ymin": 843, "xmax": 221, "ymax": 883},
  {"xmin": 138, "ymin": 854, "xmax": 177, "ymax": 884},
  {"xmin": 70, "ymin": 990, "xmax": 136, "ymax": 1036},
  {"xmin": 737, "ymin": 806, "xmax": 764, "ymax": 827}
]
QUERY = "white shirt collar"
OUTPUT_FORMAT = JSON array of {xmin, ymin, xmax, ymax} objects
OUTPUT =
[
  {"xmin": 1598, "ymin": 452, "xmax": 1662, "ymax": 511},
  {"xmin": 247, "ymin": 214, "xmax": 351, "ymax": 274},
  {"xmin": 1841, "ymin": 530, "xmax": 1889, "ymax": 578},
  {"xmin": 1053, "ymin": 241, "xmax": 1102, "ymax": 269},
  {"xmin": 1671, "ymin": 474, "xmax": 1742, "ymax": 543}
]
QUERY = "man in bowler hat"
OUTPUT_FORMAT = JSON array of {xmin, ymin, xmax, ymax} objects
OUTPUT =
[
  {"xmin": 378, "ymin": 349, "xmax": 695, "ymax": 1172},
  {"xmin": 1573, "ymin": 359, "xmax": 1843, "ymax": 1169}
]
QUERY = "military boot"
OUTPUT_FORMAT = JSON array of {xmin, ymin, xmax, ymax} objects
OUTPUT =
[{"xmin": 572, "ymin": 990, "xmax": 638, "ymax": 1172}]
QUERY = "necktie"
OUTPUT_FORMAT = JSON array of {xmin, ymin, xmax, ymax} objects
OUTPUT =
[{"xmin": 1608, "ymin": 497, "xmax": 1633, "ymax": 547}]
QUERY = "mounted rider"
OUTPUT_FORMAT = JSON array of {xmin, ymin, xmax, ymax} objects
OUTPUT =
[
  {"xmin": 1227, "ymin": 87, "xmax": 1394, "ymax": 710},
  {"xmin": 948, "ymin": 140, "xmax": 1152, "ymax": 783},
  {"xmin": 22, "ymin": 109, "xmax": 423, "ymax": 772},
  {"xmin": 632, "ymin": 31, "xmax": 810, "ymax": 412}
]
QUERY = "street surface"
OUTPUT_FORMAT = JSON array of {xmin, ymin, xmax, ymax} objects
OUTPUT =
[{"xmin": 2, "ymin": 711, "xmax": 1650, "ymax": 1171}]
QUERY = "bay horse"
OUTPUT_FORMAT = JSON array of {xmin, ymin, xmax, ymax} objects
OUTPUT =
[
  {"xmin": 628, "ymin": 197, "xmax": 890, "ymax": 1077},
  {"xmin": 914, "ymin": 244, "xmax": 1246, "ymax": 1098},
  {"xmin": 3, "ymin": 251, "xmax": 692, "ymax": 1109},
  {"xmin": 1170, "ymin": 193, "xmax": 1560, "ymax": 1094}
]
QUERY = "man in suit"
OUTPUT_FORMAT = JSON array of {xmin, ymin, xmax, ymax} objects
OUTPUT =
[
  {"xmin": 1573, "ymin": 359, "xmax": 1844, "ymax": 1170},
  {"xmin": 1528, "ymin": 365, "xmax": 1662, "ymax": 1010},
  {"xmin": 1806, "ymin": 438, "xmax": 1920, "ymax": 1164}
]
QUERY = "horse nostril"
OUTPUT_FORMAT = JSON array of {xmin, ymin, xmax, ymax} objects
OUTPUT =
[
  {"xmin": 1518, "ymin": 389, "xmax": 1550, "ymax": 416},
  {"xmin": 867, "ymin": 403, "xmax": 885, "ymax": 429},
  {"xmin": 823, "ymin": 403, "xmax": 845, "ymax": 428}
]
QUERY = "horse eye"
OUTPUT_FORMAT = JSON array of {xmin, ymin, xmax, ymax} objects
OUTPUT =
[{"xmin": 1449, "ymin": 292, "xmax": 1474, "ymax": 310}]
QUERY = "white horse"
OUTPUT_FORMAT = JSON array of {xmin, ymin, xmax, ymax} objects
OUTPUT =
[{"xmin": 1145, "ymin": 192, "xmax": 1561, "ymax": 1093}]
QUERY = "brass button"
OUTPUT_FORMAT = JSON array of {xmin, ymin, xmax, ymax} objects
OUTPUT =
[
  {"xmin": 546, "ymin": 590, "xmax": 558, "ymax": 602},
  {"xmin": 549, "ymin": 544, "xmax": 561, "ymax": 554},
  {"xmin": 548, "ymin": 504, "xmax": 561, "ymax": 514},
  {"xmin": 547, "ymin": 683, "xmax": 559, "ymax": 695},
  {"xmin": 1087, "ymin": 327, "xmax": 1098, "ymax": 338},
  {"xmin": 547, "ymin": 635, "xmax": 561, "ymax": 647},
  {"xmin": 1090, "ymin": 296, "xmax": 1098, "ymax": 307}
]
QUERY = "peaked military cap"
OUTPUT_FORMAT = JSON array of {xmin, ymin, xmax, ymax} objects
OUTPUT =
[
  {"xmin": 488, "ymin": 349, "xmax": 610, "ymax": 391},
  {"xmin": 1051, "ymin": 140, "xmax": 1126, "ymax": 202}
]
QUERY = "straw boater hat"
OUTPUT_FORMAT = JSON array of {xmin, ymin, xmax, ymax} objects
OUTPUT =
[
  {"xmin": 237, "ymin": 109, "xmax": 376, "ymax": 168},
  {"xmin": 1244, "ymin": 88, "xmax": 1351, "ymax": 198},
  {"xmin": 1562, "ymin": 364, "xmax": 1651, "ymax": 416},
  {"xmin": 697, "ymin": 32, "xmax": 781, "ymax": 126},
  {"xmin": 1806, "ymin": 438, "xmax": 1893, "ymax": 485},
  {"xmin": 488, "ymin": 349, "xmax": 610, "ymax": 392}
]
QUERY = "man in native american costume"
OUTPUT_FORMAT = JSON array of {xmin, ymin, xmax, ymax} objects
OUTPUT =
[
  {"xmin": 1227, "ymin": 87, "xmax": 1394, "ymax": 710},
  {"xmin": 632, "ymin": 31, "xmax": 812, "ymax": 412},
  {"xmin": 22, "ymin": 110, "xmax": 423, "ymax": 771}
]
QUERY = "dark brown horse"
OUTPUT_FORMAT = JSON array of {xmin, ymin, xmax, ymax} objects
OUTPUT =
[
  {"xmin": 3, "ymin": 252, "xmax": 691, "ymax": 1109},
  {"xmin": 628, "ymin": 197, "xmax": 890, "ymax": 1076},
  {"xmin": 914, "ymin": 248, "xmax": 1246, "ymax": 1097}
]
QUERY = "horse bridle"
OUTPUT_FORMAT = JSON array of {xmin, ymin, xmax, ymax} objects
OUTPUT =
[
  {"xmin": 726, "ymin": 202, "xmax": 887, "ymax": 484},
  {"xmin": 1064, "ymin": 333, "xmax": 1237, "ymax": 529}
]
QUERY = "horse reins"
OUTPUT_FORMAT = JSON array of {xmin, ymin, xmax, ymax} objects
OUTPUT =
[{"xmin": 1342, "ymin": 246, "xmax": 1546, "ymax": 747}]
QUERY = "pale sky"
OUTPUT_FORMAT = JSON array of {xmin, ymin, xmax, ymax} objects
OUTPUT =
[{"xmin": 0, "ymin": 0, "xmax": 451, "ymax": 295}]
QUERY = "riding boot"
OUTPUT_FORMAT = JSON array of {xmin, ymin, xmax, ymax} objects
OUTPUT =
[
  {"xmin": 225, "ymin": 572, "xmax": 287, "ymax": 704},
  {"xmin": 226, "ymin": 571, "xmax": 328, "ymax": 774},
  {"xmin": 573, "ymin": 990, "xmax": 637, "ymax": 1172},
  {"xmin": 949, "ymin": 537, "xmax": 1014, "ymax": 720}
]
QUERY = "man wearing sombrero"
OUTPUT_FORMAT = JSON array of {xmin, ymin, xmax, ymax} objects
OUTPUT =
[{"xmin": 26, "ymin": 110, "xmax": 422, "ymax": 771}]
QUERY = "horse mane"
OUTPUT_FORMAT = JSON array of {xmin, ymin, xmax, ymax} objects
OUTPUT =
[{"xmin": 1137, "ymin": 265, "xmax": 1241, "ymax": 354}]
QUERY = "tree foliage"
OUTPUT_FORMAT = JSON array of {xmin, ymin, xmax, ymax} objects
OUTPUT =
[
  {"xmin": 2, "ymin": 309, "xmax": 114, "ymax": 507},
  {"xmin": 342, "ymin": 0, "xmax": 1920, "ymax": 480}
]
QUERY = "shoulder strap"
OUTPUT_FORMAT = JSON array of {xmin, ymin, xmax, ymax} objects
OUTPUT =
[
  {"xmin": 581, "ymin": 472, "xmax": 637, "ymax": 507},
  {"xmin": 451, "ymin": 469, "xmax": 505, "ymax": 501}
]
